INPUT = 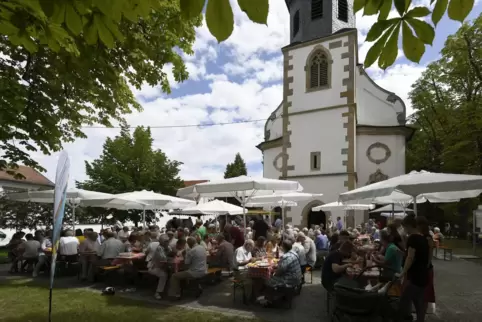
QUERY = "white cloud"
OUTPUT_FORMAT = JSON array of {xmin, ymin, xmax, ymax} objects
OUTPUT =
[{"xmin": 33, "ymin": 0, "xmax": 431, "ymax": 186}]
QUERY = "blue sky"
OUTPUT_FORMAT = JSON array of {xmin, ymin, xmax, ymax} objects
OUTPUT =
[{"xmin": 35, "ymin": 0, "xmax": 482, "ymax": 186}]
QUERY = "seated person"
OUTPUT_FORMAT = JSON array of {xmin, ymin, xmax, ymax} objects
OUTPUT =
[
  {"xmin": 258, "ymin": 240, "xmax": 302, "ymax": 305},
  {"xmin": 78, "ymin": 231, "xmax": 100, "ymax": 281},
  {"xmin": 266, "ymin": 235, "xmax": 281, "ymax": 256},
  {"xmin": 18, "ymin": 234, "xmax": 41, "ymax": 272},
  {"xmin": 59, "ymin": 230, "xmax": 80, "ymax": 262},
  {"xmin": 234, "ymin": 239, "xmax": 255, "ymax": 270},
  {"xmin": 149, "ymin": 234, "xmax": 171, "ymax": 300},
  {"xmin": 321, "ymin": 241, "xmax": 354, "ymax": 291},
  {"xmin": 89, "ymin": 231, "xmax": 124, "ymax": 282},
  {"xmin": 433, "ymin": 227, "xmax": 444, "ymax": 245},
  {"xmin": 172, "ymin": 238, "xmax": 187, "ymax": 258},
  {"xmin": 330, "ymin": 230, "xmax": 351, "ymax": 251},
  {"xmin": 293, "ymin": 235, "xmax": 308, "ymax": 283},
  {"xmin": 252, "ymin": 236, "xmax": 267, "ymax": 258},
  {"xmin": 168, "ymin": 237, "xmax": 207, "ymax": 299},
  {"xmin": 210, "ymin": 235, "xmax": 234, "ymax": 270},
  {"xmin": 372, "ymin": 229, "xmax": 403, "ymax": 281},
  {"xmin": 124, "ymin": 234, "xmax": 142, "ymax": 253},
  {"xmin": 33, "ymin": 232, "xmax": 53, "ymax": 277}
]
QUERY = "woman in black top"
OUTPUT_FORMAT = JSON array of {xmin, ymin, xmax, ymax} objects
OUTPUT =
[
  {"xmin": 399, "ymin": 214, "xmax": 429, "ymax": 322},
  {"xmin": 416, "ymin": 216, "xmax": 436, "ymax": 314}
]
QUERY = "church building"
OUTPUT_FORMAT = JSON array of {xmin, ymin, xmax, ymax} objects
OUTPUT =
[{"xmin": 257, "ymin": 0, "xmax": 413, "ymax": 228}]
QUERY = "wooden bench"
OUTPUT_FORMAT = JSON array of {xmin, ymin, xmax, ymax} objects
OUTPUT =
[
  {"xmin": 205, "ymin": 267, "xmax": 223, "ymax": 284},
  {"xmin": 434, "ymin": 246, "xmax": 453, "ymax": 261},
  {"xmin": 96, "ymin": 265, "xmax": 122, "ymax": 283}
]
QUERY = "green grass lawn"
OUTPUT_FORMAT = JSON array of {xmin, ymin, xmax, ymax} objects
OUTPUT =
[
  {"xmin": 0, "ymin": 248, "xmax": 8, "ymax": 264},
  {"xmin": 0, "ymin": 280, "xmax": 260, "ymax": 322}
]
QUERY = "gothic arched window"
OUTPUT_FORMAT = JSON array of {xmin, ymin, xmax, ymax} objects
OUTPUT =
[
  {"xmin": 338, "ymin": 0, "xmax": 348, "ymax": 22},
  {"xmin": 306, "ymin": 47, "xmax": 331, "ymax": 91},
  {"xmin": 311, "ymin": 0, "xmax": 323, "ymax": 20},
  {"xmin": 293, "ymin": 10, "xmax": 300, "ymax": 36}
]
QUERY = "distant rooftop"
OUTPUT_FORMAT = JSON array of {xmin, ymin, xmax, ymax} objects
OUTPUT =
[
  {"xmin": 0, "ymin": 165, "xmax": 54, "ymax": 187},
  {"xmin": 183, "ymin": 180, "xmax": 208, "ymax": 187}
]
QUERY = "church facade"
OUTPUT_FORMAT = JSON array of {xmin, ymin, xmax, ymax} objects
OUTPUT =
[{"xmin": 257, "ymin": 0, "xmax": 413, "ymax": 228}]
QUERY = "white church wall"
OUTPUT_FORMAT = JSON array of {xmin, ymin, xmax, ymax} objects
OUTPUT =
[
  {"xmin": 287, "ymin": 108, "xmax": 349, "ymax": 177},
  {"xmin": 287, "ymin": 34, "xmax": 351, "ymax": 114},
  {"xmin": 265, "ymin": 105, "xmax": 283, "ymax": 141},
  {"xmin": 356, "ymin": 71, "xmax": 405, "ymax": 126},
  {"xmin": 285, "ymin": 175, "xmax": 347, "ymax": 227},
  {"xmin": 356, "ymin": 134, "xmax": 406, "ymax": 187},
  {"xmin": 262, "ymin": 147, "xmax": 283, "ymax": 179}
]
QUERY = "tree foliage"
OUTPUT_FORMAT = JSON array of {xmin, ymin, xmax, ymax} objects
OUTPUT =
[
  {"xmin": 77, "ymin": 125, "xmax": 184, "ymax": 225},
  {"xmin": 224, "ymin": 153, "xmax": 247, "ymax": 179},
  {"xmin": 179, "ymin": 0, "xmax": 475, "ymax": 69},
  {"xmin": 0, "ymin": 0, "xmax": 200, "ymax": 175},
  {"xmin": 0, "ymin": 192, "xmax": 78, "ymax": 230},
  {"xmin": 407, "ymin": 13, "xmax": 482, "ymax": 232}
]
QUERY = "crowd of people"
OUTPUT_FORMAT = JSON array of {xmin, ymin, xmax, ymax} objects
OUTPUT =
[
  {"xmin": 320, "ymin": 214, "xmax": 436, "ymax": 322},
  {"xmin": 6, "ymin": 213, "xmax": 440, "ymax": 318}
]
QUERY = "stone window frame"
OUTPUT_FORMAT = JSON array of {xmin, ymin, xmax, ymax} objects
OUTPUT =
[
  {"xmin": 305, "ymin": 45, "xmax": 333, "ymax": 93},
  {"xmin": 338, "ymin": 0, "xmax": 349, "ymax": 23},
  {"xmin": 310, "ymin": 151, "xmax": 321, "ymax": 171},
  {"xmin": 293, "ymin": 10, "xmax": 300, "ymax": 37}
]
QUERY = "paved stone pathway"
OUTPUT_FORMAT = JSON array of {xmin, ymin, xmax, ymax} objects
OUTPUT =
[{"xmin": 2, "ymin": 258, "xmax": 482, "ymax": 322}]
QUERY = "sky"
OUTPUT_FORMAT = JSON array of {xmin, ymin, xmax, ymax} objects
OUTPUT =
[{"xmin": 31, "ymin": 0, "xmax": 482, "ymax": 186}]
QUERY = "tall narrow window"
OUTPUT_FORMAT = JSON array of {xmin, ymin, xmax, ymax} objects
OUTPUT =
[
  {"xmin": 338, "ymin": 0, "xmax": 348, "ymax": 22},
  {"xmin": 311, "ymin": 0, "xmax": 323, "ymax": 20},
  {"xmin": 293, "ymin": 10, "xmax": 300, "ymax": 36},
  {"xmin": 308, "ymin": 50, "xmax": 329, "ymax": 89},
  {"xmin": 311, "ymin": 152, "xmax": 321, "ymax": 171}
]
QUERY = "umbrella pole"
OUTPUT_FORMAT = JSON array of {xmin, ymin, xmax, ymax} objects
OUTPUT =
[
  {"xmin": 242, "ymin": 191, "xmax": 247, "ymax": 237},
  {"xmin": 473, "ymin": 210, "xmax": 476, "ymax": 256},
  {"xmin": 412, "ymin": 197, "xmax": 418, "ymax": 216},
  {"xmin": 72, "ymin": 205, "xmax": 76, "ymax": 232},
  {"xmin": 282, "ymin": 206, "xmax": 285, "ymax": 230},
  {"xmin": 143, "ymin": 207, "xmax": 146, "ymax": 228}
]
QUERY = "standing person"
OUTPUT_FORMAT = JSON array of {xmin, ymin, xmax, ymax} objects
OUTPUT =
[
  {"xmin": 399, "ymin": 214, "xmax": 430, "ymax": 322},
  {"xmin": 253, "ymin": 216, "xmax": 270, "ymax": 240},
  {"xmin": 336, "ymin": 217, "xmax": 343, "ymax": 231},
  {"xmin": 416, "ymin": 216, "xmax": 436, "ymax": 315}
]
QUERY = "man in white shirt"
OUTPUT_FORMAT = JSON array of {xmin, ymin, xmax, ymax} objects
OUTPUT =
[
  {"xmin": 168, "ymin": 237, "xmax": 207, "ymax": 299},
  {"xmin": 117, "ymin": 227, "xmax": 130, "ymax": 241},
  {"xmin": 293, "ymin": 236, "xmax": 308, "ymax": 283},
  {"xmin": 234, "ymin": 239, "xmax": 255, "ymax": 302},
  {"xmin": 234, "ymin": 239, "xmax": 254, "ymax": 270},
  {"xmin": 59, "ymin": 230, "xmax": 79, "ymax": 261}
]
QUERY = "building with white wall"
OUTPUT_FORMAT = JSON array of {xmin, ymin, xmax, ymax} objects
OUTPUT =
[
  {"xmin": 257, "ymin": 0, "xmax": 413, "ymax": 228},
  {"xmin": 0, "ymin": 165, "xmax": 54, "ymax": 193}
]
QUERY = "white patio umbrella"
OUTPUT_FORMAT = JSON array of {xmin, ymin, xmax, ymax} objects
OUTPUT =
[
  {"xmin": 246, "ymin": 200, "xmax": 298, "ymax": 229},
  {"xmin": 339, "ymin": 170, "xmax": 482, "ymax": 214},
  {"xmin": 370, "ymin": 204, "xmax": 413, "ymax": 213},
  {"xmin": 311, "ymin": 201, "xmax": 374, "ymax": 229},
  {"xmin": 7, "ymin": 188, "xmax": 115, "ymax": 231},
  {"xmin": 245, "ymin": 191, "xmax": 322, "ymax": 229},
  {"xmin": 83, "ymin": 190, "xmax": 196, "ymax": 227},
  {"xmin": 181, "ymin": 199, "xmax": 243, "ymax": 216},
  {"xmin": 312, "ymin": 201, "xmax": 374, "ymax": 212},
  {"xmin": 176, "ymin": 176, "xmax": 303, "ymax": 234}
]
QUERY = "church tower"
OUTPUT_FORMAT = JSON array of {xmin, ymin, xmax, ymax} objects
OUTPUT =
[
  {"xmin": 258, "ymin": 1, "xmax": 409, "ymax": 229},
  {"xmin": 287, "ymin": 0, "xmax": 356, "ymax": 44}
]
